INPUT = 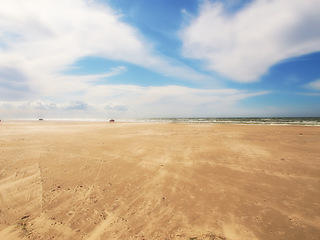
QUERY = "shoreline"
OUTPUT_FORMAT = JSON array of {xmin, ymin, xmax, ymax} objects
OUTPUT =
[{"xmin": 1, "ymin": 117, "xmax": 320, "ymax": 126}]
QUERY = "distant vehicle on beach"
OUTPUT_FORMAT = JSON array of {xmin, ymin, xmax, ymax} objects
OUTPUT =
[
  {"xmin": 39, "ymin": 118, "xmax": 44, "ymax": 121},
  {"xmin": 109, "ymin": 119, "xmax": 115, "ymax": 122}
]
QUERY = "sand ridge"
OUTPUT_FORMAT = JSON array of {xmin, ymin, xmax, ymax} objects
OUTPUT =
[{"xmin": 0, "ymin": 122, "xmax": 319, "ymax": 239}]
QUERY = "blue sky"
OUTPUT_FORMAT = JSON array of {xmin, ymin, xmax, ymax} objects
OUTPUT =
[{"xmin": 0, "ymin": 0, "xmax": 319, "ymax": 119}]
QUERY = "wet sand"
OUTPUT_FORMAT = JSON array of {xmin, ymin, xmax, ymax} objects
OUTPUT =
[{"xmin": 0, "ymin": 122, "xmax": 319, "ymax": 239}]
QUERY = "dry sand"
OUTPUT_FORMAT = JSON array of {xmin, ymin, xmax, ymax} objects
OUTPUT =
[{"xmin": 0, "ymin": 122, "xmax": 319, "ymax": 240}]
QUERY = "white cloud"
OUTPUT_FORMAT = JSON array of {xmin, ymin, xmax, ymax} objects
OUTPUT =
[
  {"xmin": 43, "ymin": 66, "xmax": 128, "ymax": 97},
  {"xmin": 181, "ymin": 0, "xmax": 320, "ymax": 82},
  {"xmin": 104, "ymin": 103, "xmax": 128, "ymax": 112},
  {"xmin": 0, "ymin": 0, "xmax": 209, "ymax": 101},
  {"xmin": 21, "ymin": 100, "xmax": 58, "ymax": 110},
  {"xmin": 62, "ymin": 101, "xmax": 91, "ymax": 111},
  {"xmin": 0, "ymin": 85, "xmax": 269, "ymax": 118},
  {"xmin": 305, "ymin": 79, "xmax": 320, "ymax": 91},
  {"xmin": 84, "ymin": 84, "xmax": 269, "ymax": 117}
]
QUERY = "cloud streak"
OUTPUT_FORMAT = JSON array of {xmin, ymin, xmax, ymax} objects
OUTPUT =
[
  {"xmin": 305, "ymin": 79, "xmax": 320, "ymax": 91},
  {"xmin": 181, "ymin": 0, "xmax": 320, "ymax": 82}
]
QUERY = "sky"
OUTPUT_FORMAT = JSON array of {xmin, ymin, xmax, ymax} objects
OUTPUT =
[{"xmin": 0, "ymin": 0, "xmax": 320, "ymax": 119}]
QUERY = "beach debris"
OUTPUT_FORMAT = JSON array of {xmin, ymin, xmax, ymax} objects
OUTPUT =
[
  {"xmin": 39, "ymin": 118, "xmax": 44, "ymax": 121},
  {"xmin": 109, "ymin": 119, "xmax": 115, "ymax": 122},
  {"xmin": 21, "ymin": 215, "xmax": 30, "ymax": 220}
]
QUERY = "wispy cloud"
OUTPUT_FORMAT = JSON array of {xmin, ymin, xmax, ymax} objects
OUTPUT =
[
  {"xmin": 104, "ymin": 103, "xmax": 129, "ymax": 112},
  {"xmin": 0, "ymin": 85, "xmax": 269, "ymax": 118},
  {"xmin": 62, "ymin": 101, "xmax": 91, "ymax": 111},
  {"xmin": 0, "ymin": 67, "xmax": 36, "ymax": 100},
  {"xmin": 84, "ymin": 84, "xmax": 270, "ymax": 117},
  {"xmin": 181, "ymin": 0, "xmax": 320, "ymax": 82},
  {"xmin": 305, "ymin": 79, "xmax": 320, "ymax": 91},
  {"xmin": 0, "ymin": 0, "xmax": 209, "ymax": 101}
]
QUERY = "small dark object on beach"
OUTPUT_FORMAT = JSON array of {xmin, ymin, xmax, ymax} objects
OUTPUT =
[
  {"xmin": 39, "ymin": 118, "xmax": 44, "ymax": 121},
  {"xmin": 109, "ymin": 119, "xmax": 115, "ymax": 122}
]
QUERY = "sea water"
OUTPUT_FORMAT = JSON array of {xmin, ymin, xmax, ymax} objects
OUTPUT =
[
  {"xmin": 6, "ymin": 117, "xmax": 320, "ymax": 126},
  {"xmin": 123, "ymin": 117, "xmax": 320, "ymax": 126}
]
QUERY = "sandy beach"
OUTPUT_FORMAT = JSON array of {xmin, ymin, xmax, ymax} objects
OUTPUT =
[{"xmin": 0, "ymin": 122, "xmax": 319, "ymax": 240}]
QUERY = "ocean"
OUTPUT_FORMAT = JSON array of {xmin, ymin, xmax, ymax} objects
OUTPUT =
[
  {"xmin": 123, "ymin": 117, "xmax": 320, "ymax": 126},
  {"xmin": 6, "ymin": 117, "xmax": 320, "ymax": 125}
]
